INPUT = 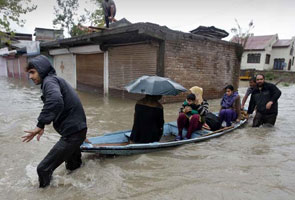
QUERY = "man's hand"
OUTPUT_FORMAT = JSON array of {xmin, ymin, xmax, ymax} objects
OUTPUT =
[
  {"xmin": 266, "ymin": 101, "xmax": 273, "ymax": 110},
  {"xmin": 22, "ymin": 127, "xmax": 44, "ymax": 142}
]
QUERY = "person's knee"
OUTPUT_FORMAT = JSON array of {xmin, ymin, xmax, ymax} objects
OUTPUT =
[
  {"xmin": 190, "ymin": 114, "xmax": 200, "ymax": 121},
  {"xmin": 178, "ymin": 113, "xmax": 187, "ymax": 121}
]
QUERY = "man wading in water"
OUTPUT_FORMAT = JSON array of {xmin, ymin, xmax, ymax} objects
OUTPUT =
[{"xmin": 22, "ymin": 55, "xmax": 87, "ymax": 188}]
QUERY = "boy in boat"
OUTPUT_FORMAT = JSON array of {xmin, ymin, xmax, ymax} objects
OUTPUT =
[
  {"xmin": 176, "ymin": 93, "xmax": 202, "ymax": 140},
  {"xmin": 241, "ymin": 77, "xmax": 257, "ymax": 110},
  {"xmin": 22, "ymin": 55, "xmax": 87, "ymax": 188}
]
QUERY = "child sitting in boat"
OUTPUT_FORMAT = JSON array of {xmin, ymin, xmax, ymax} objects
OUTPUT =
[
  {"xmin": 219, "ymin": 85, "xmax": 241, "ymax": 127},
  {"xmin": 176, "ymin": 93, "xmax": 202, "ymax": 140}
]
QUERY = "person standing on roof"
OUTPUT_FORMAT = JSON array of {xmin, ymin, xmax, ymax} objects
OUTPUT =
[
  {"xmin": 102, "ymin": 0, "xmax": 117, "ymax": 28},
  {"xmin": 22, "ymin": 55, "xmax": 87, "ymax": 188}
]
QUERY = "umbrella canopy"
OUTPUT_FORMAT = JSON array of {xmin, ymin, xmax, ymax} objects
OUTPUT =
[{"xmin": 124, "ymin": 75, "xmax": 187, "ymax": 96}]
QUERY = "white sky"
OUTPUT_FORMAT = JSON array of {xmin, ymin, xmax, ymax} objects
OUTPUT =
[{"xmin": 12, "ymin": 0, "xmax": 295, "ymax": 40}]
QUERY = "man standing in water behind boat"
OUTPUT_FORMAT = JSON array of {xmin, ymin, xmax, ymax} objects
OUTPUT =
[
  {"xmin": 22, "ymin": 55, "xmax": 87, "ymax": 188},
  {"xmin": 247, "ymin": 74, "xmax": 281, "ymax": 127}
]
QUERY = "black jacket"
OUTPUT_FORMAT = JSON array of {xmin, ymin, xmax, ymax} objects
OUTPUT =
[
  {"xmin": 30, "ymin": 55, "xmax": 87, "ymax": 136},
  {"xmin": 247, "ymin": 82, "xmax": 281, "ymax": 115},
  {"xmin": 130, "ymin": 103, "xmax": 164, "ymax": 143}
]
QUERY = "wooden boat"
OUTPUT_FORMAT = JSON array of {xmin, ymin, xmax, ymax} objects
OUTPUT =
[{"xmin": 80, "ymin": 118, "xmax": 247, "ymax": 156}]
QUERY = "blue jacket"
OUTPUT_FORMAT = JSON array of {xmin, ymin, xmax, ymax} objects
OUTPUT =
[{"xmin": 30, "ymin": 55, "xmax": 87, "ymax": 136}]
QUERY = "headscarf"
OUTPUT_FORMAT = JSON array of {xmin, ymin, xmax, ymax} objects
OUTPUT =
[
  {"xmin": 221, "ymin": 91, "xmax": 239, "ymax": 108},
  {"xmin": 189, "ymin": 86, "xmax": 203, "ymax": 104}
]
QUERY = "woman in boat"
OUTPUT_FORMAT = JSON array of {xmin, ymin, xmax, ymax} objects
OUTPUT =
[
  {"xmin": 190, "ymin": 86, "xmax": 222, "ymax": 131},
  {"xmin": 219, "ymin": 85, "xmax": 241, "ymax": 127},
  {"xmin": 189, "ymin": 86, "xmax": 209, "ymax": 124},
  {"xmin": 176, "ymin": 93, "xmax": 203, "ymax": 140},
  {"xmin": 130, "ymin": 95, "xmax": 164, "ymax": 143}
]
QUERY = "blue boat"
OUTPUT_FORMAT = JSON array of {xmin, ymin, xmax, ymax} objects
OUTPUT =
[{"xmin": 80, "ymin": 118, "xmax": 247, "ymax": 155}]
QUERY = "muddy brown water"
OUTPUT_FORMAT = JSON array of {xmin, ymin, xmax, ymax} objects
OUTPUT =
[{"xmin": 0, "ymin": 77, "xmax": 294, "ymax": 200}]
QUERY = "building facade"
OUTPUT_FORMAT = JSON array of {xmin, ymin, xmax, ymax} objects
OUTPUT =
[
  {"xmin": 234, "ymin": 35, "xmax": 295, "ymax": 71},
  {"xmin": 40, "ymin": 22, "xmax": 241, "ymax": 102}
]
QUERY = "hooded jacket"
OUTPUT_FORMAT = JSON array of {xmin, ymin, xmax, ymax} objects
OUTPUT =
[
  {"xmin": 247, "ymin": 82, "xmax": 281, "ymax": 115},
  {"xmin": 30, "ymin": 55, "xmax": 87, "ymax": 137}
]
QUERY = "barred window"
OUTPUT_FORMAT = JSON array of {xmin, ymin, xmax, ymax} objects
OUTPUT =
[{"xmin": 247, "ymin": 53, "xmax": 261, "ymax": 63}]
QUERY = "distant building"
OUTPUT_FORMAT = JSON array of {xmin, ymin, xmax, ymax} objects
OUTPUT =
[
  {"xmin": 34, "ymin": 28, "xmax": 64, "ymax": 42},
  {"xmin": 231, "ymin": 34, "xmax": 295, "ymax": 71}
]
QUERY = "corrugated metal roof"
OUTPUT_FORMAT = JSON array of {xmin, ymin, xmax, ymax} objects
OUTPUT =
[
  {"xmin": 231, "ymin": 35, "xmax": 276, "ymax": 50},
  {"xmin": 273, "ymin": 39, "xmax": 292, "ymax": 47}
]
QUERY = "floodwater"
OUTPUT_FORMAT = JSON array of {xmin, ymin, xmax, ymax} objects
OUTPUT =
[{"xmin": 0, "ymin": 77, "xmax": 295, "ymax": 200}]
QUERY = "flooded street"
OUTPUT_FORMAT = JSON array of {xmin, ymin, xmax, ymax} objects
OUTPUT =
[{"xmin": 0, "ymin": 77, "xmax": 295, "ymax": 200}]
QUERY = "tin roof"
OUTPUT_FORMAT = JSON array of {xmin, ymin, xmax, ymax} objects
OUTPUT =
[
  {"xmin": 273, "ymin": 39, "xmax": 292, "ymax": 48},
  {"xmin": 231, "ymin": 35, "xmax": 276, "ymax": 50}
]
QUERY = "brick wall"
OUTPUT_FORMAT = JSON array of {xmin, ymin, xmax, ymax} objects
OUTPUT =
[{"xmin": 163, "ymin": 36, "xmax": 241, "ymax": 103}]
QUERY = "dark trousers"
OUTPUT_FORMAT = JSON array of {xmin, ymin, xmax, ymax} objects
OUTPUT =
[
  {"xmin": 37, "ymin": 128, "xmax": 87, "ymax": 188},
  {"xmin": 177, "ymin": 113, "xmax": 202, "ymax": 139},
  {"xmin": 253, "ymin": 112, "xmax": 277, "ymax": 127}
]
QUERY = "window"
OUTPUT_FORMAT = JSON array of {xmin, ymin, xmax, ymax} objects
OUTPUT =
[
  {"xmin": 247, "ymin": 53, "xmax": 261, "ymax": 63},
  {"xmin": 290, "ymin": 46, "xmax": 294, "ymax": 56},
  {"xmin": 265, "ymin": 54, "xmax": 271, "ymax": 64},
  {"xmin": 273, "ymin": 58, "xmax": 285, "ymax": 70},
  {"xmin": 292, "ymin": 57, "xmax": 294, "ymax": 66}
]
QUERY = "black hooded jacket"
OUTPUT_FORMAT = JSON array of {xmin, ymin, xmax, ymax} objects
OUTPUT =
[
  {"xmin": 247, "ymin": 82, "xmax": 281, "ymax": 115},
  {"xmin": 30, "ymin": 55, "xmax": 87, "ymax": 136}
]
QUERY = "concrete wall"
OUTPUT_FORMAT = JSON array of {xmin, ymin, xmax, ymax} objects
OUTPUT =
[
  {"xmin": 53, "ymin": 54, "xmax": 76, "ymax": 89},
  {"xmin": 272, "ymin": 47, "xmax": 295, "ymax": 71},
  {"xmin": 164, "ymin": 36, "xmax": 241, "ymax": 101}
]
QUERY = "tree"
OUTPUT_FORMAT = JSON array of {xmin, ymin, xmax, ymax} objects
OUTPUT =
[
  {"xmin": 53, "ymin": 0, "xmax": 105, "ymax": 37},
  {"xmin": 86, "ymin": 0, "xmax": 104, "ymax": 27},
  {"xmin": 231, "ymin": 19, "xmax": 254, "ymax": 62},
  {"xmin": 0, "ymin": 0, "xmax": 36, "ymax": 44},
  {"xmin": 0, "ymin": 0, "xmax": 37, "ymax": 32},
  {"xmin": 231, "ymin": 19, "xmax": 254, "ymax": 48},
  {"xmin": 53, "ymin": 0, "xmax": 80, "ymax": 37}
]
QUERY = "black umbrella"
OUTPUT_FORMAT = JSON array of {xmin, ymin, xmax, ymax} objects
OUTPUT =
[{"xmin": 124, "ymin": 75, "xmax": 187, "ymax": 96}]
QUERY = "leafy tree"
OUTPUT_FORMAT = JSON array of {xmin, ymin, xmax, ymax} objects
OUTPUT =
[
  {"xmin": 53, "ymin": 0, "xmax": 80, "ymax": 37},
  {"xmin": 86, "ymin": 0, "xmax": 104, "ymax": 27},
  {"xmin": 53, "ymin": 0, "xmax": 105, "ymax": 37},
  {"xmin": 0, "ymin": 0, "xmax": 36, "ymax": 32},
  {"xmin": 0, "ymin": 0, "xmax": 36, "ymax": 45}
]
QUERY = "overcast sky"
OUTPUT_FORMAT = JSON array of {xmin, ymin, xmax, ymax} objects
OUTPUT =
[{"xmin": 12, "ymin": 0, "xmax": 295, "ymax": 40}]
